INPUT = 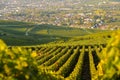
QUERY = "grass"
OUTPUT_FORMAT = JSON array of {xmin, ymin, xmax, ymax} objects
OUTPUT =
[{"xmin": 0, "ymin": 20, "xmax": 112, "ymax": 46}]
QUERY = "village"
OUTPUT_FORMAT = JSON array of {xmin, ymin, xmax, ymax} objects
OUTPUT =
[{"xmin": 0, "ymin": 0, "xmax": 120, "ymax": 30}]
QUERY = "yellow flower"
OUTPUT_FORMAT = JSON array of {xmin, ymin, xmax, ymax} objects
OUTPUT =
[
  {"xmin": 4, "ymin": 64, "xmax": 11, "ymax": 75},
  {"xmin": 16, "ymin": 60, "xmax": 20, "ymax": 65},
  {"xmin": 25, "ymin": 74, "xmax": 29, "ymax": 79},
  {"xmin": 111, "ymin": 39, "xmax": 119, "ymax": 47},
  {"xmin": 0, "ymin": 46, "xmax": 5, "ymax": 51},
  {"xmin": 31, "ymin": 51, "xmax": 37, "ymax": 58},
  {"xmin": 7, "ymin": 76, "xmax": 14, "ymax": 80},
  {"xmin": 0, "ymin": 73, "xmax": 3, "ymax": 78},
  {"xmin": 22, "ymin": 61, "xmax": 28, "ymax": 67},
  {"xmin": 18, "ymin": 47, "xmax": 22, "ymax": 51},
  {"xmin": 97, "ymin": 63, "xmax": 103, "ymax": 76},
  {"xmin": 15, "ymin": 64, "xmax": 22, "ymax": 70},
  {"xmin": 0, "ymin": 40, "xmax": 6, "ymax": 51},
  {"xmin": 19, "ymin": 57, "xmax": 27, "ymax": 61},
  {"xmin": 6, "ymin": 51, "xmax": 15, "ymax": 59}
]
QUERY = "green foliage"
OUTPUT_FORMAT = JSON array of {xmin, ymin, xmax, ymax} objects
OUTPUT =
[
  {"xmin": 66, "ymin": 46, "xmax": 85, "ymax": 80},
  {"xmin": 57, "ymin": 46, "xmax": 80, "ymax": 77},
  {"xmin": 37, "ymin": 48, "xmax": 62, "ymax": 65},
  {"xmin": 0, "ymin": 40, "xmax": 39, "ymax": 80},
  {"xmin": 0, "ymin": 20, "xmax": 33, "ymax": 25},
  {"xmin": 0, "ymin": 41, "xmax": 39, "ymax": 80},
  {"xmin": 97, "ymin": 30, "xmax": 120, "ymax": 80},
  {"xmin": 0, "ymin": 28, "xmax": 119, "ymax": 80},
  {"xmin": 37, "ymin": 47, "xmax": 57, "ymax": 60},
  {"xmin": 42, "ymin": 47, "xmax": 68, "ymax": 66},
  {"xmin": 0, "ymin": 20, "xmax": 111, "ymax": 46},
  {"xmin": 88, "ymin": 46, "xmax": 98, "ymax": 80},
  {"xmin": 0, "ymin": 39, "xmax": 64, "ymax": 80},
  {"xmin": 48, "ymin": 48, "xmax": 73, "ymax": 71}
]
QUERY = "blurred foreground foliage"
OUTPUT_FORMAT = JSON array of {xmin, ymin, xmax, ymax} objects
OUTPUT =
[
  {"xmin": 0, "ymin": 40, "xmax": 63, "ymax": 80},
  {"xmin": 97, "ymin": 30, "xmax": 120, "ymax": 80}
]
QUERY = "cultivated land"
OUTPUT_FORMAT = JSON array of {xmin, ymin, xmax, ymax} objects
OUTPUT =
[
  {"xmin": 1, "ymin": 20, "xmax": 120, "ymax": 80},
  {"xmin": 0, "ymin": 20, "xmax": 111, "ymax": 46},
  {"xmin": 0, "ymin": 0, "xmax": 120, "ymax": 79}
]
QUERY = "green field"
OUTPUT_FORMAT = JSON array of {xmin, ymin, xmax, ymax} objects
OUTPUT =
[{"xmin": 0, "ymin": 20, "xmax": 112, "ymax": 46}]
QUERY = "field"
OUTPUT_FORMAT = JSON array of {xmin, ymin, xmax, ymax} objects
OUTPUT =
[
  {"xmin": 24, "ymin": 44, "xmax": 105, "ymax": 80},
  {"xmin": 0, "ymin": 20, "xmax": 120, "ymax": 80},
  {"xmin": 0, "ymin": 20, "xmax": 111, "ymax": 46}
]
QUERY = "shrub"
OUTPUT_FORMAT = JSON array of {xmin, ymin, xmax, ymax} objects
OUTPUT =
[
  {"xmin": 0, "ymin": 39, "xmax": 63, "ymax": 80},
  {"xmin": 97, "ymin": 30, "xmax": 120, "ymax": 80}
]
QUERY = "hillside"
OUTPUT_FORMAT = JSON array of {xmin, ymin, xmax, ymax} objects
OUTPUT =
[
  {"xmin": 0, "ymin": 0, "xmax": 119, "ymax": 80},
  {"xmin": 0, "ymin": 20, "xmax": 111, "ymax": 46},
  {"xmin": 0, "ymin": 20, "xmax": 119, "ymax": 80},
  {"xmin": 0, "ymin": 30, "xmax": 119, "ymax": 80}
]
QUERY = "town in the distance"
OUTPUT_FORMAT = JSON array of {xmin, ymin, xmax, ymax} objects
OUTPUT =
[{"xmin": 0, "ymin": 0, "xmax": 120, "ymax": 30}]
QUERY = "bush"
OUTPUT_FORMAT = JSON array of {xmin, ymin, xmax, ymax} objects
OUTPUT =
[
  {"xmin": 0, "ymin": 39, "xmax": 39, "ymax": 80},
  {"xmin": 0, "ymin": 39, "xmax": 64, "ymax": 80},
  {"xmin": 97, "ymin": 30, "xmax": 120, "ymax": 80}
]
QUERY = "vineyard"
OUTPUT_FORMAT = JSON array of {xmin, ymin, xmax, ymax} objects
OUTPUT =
[
  {"xmin": 22, "ymin": 43, "xmax": 105, "ymax": 80},
  {"xmin": 0, "ymin": 20, "xmax": 111, "ymax": 46},
  {"xmin": 0, "ymin": 30, "xmax": 120, "ymax": 80},
  {"xmin": 0, "ymin": 21, "xmax": 120, "ymax": 80}
]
